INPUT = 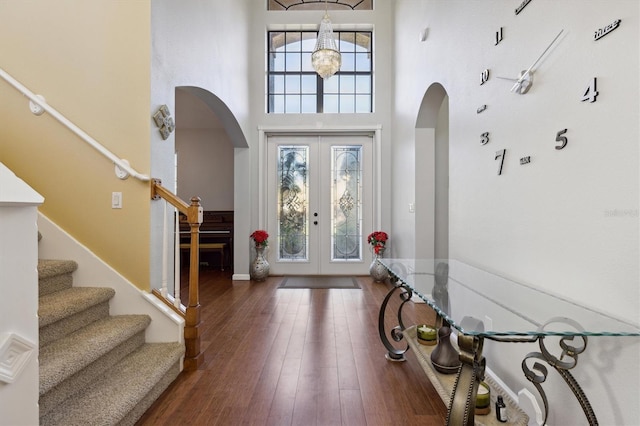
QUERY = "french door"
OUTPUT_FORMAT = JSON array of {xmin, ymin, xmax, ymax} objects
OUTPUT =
[{"xmin": 266, "ymin": 135, "xmax": 373, "ymax": 275}]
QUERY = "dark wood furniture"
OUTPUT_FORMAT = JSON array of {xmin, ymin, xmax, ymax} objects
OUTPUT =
[{"xmin": 179, "ymin": 210, "xmax": 233, "ymax": 270}]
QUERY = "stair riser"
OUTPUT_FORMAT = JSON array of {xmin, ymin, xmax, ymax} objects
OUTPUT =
[
  {"xmin": 39, "ymin": 331, "xmax": 147, "ymax": 418},
  {"xmin": 39, "ymin": 343, "xmax": 184, "ymax": 426},
  {"xmin": 38, "ymin": 259, "xmax": 78, "ymax": 296},
  {"xmin": 117, "ymin": 361, "xmax": 182, "ymax": 426},
  {"xmin": 40, "ymin": 302, "xmax": 110, "ymax": 347},
  {"xmin": 39, "ymin": 273, "xmax": 73, "ymax": 297}
]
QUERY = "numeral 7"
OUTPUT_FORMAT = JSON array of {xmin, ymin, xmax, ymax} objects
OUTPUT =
[{"xmin": 495, "ymin": 149, "xmax": 506, "ymax": 175}]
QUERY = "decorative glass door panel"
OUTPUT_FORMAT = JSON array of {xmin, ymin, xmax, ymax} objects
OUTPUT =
[
  {"xmin": 277, "ymin": 146, "xmax": 309, "ymax": 261},
  {"xmin": 267, "ymin": 135, "xmax": 372, "ymax": 275},
  {"xmin": 331, "ymin": 146, "xmax": 362, "ymax": 261}
]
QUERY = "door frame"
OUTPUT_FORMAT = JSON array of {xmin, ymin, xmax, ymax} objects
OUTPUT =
[{"xmin": 257, "ymin": 126, "xmax": 383, "ymax": 267}]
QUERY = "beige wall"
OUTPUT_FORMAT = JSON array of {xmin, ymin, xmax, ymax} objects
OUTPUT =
[{"xmin": 0, "ymin": 1, "xmax": 152, "ymax": 288}]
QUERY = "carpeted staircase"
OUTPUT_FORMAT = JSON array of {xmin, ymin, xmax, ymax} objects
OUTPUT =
[{"xmin": 38, "ymin": 258, "xmax": 184, "ymax": 426}]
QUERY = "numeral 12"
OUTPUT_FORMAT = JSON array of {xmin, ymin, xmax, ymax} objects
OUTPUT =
[{"xmin": 495, "ymin": 27, "xmax": 504, "ymax": 45}]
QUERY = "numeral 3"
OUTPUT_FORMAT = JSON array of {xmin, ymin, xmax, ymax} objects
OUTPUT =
[{"xmin": 481, "ymin": 132, "xmax": 490, "ymax": 145}]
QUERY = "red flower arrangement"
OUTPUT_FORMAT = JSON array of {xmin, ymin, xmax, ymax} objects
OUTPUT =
[
  {"xmin": 367, "ymin": 231, "xmax": 388, "ymax": 255},
  {"xmin": 250, "ymin": 230, "xmax": 269, "ymax": 246}
]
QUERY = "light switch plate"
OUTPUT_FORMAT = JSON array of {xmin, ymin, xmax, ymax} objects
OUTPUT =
[{"xmin": 112, "ymin": 192, "xmax": 122, "ymax": 209}]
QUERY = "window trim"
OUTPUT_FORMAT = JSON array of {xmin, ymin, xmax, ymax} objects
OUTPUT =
[{"xmin": 267, "ymin": 30, "xmax": 373, "ymax": 114}]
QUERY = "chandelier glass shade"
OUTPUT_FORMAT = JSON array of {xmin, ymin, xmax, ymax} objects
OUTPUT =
[{"xmin": 312, "ymin": 13, "xmax": 342, "ymax": 79}]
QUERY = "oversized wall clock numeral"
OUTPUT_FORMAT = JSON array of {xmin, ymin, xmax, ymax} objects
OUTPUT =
[
  {"xmin": 555, "ymin": 129, "xmax": 568, "ymax": 150},
  {"xmin": 495, "ymin": 27, "xmax": 504, "ymax": 45},
  {"xmin": 581, "ymin": 78, "xmax": 598, "ymax": 103},
  {"xmin": 594, "ymin": 19, "xmax": 621, "ymax": 41},
  {"xmin": 481, "ymin": 69, "xmax": 490, "ymax": 85},
  {"xmin": 477, "ymin": 104, "xmax": 487, "ymax": 114},
  {"xmin": 495, "ymin": 149, "xmax": 506, "ymax": 175},
  {"xmin": 481, "ymin": 132, "xmax": 490, "ymax": 145}
]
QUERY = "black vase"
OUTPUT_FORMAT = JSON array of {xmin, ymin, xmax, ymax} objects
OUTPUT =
[{"xmin": 430, "ymin": 324, "xmax": 461, "ymax": 374}]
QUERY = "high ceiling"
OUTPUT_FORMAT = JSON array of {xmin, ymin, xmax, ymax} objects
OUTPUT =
[{"xmin": 268, "ymin": 0, "xmax": 373, "ymax": 11}]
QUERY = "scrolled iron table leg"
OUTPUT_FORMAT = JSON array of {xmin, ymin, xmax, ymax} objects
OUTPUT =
[
  {"xmin": 378, "ymin": 278, "xmax": 413, "ymax": 362},
  {"xmin": 521, "ymin": 317, "xmax": 597, "ymax": 425}
]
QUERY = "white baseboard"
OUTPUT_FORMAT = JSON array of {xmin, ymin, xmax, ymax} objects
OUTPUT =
[
  {"xmin": 233, "ymin": 273, "xmax": 250, "ymax": 281},
  {"xmin": 517, "ymin": 388, "xmax": 544, "ymax": 425}
]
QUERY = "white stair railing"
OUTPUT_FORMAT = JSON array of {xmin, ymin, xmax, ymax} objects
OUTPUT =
[
  {"xmin": 160, "ymin": 201, "xmax": 183, "ymax": 309},
  {"xmin": 0, "ymin": 66, "xmax": 149, "ymax": 181}
]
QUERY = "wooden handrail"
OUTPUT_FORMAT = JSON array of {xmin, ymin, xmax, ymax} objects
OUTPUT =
[{"xmin": 151, "ymin": 178, "xmax": 204, "ymax": 370}]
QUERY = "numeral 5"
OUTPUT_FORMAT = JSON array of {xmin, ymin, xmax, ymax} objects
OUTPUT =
[{"xmin": 555, "ymin": 129, "xmax": 568, "ymax": 150}]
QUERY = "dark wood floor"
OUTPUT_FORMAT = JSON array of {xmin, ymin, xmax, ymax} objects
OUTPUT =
[{"xmin": 136, "ymin": 269, "xmax": 448, "ymax": 426}]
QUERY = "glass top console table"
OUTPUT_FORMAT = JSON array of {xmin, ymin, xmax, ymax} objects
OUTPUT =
[{"xmin": 377, "ymin": 258, "xmax": 640, "ymax": 426}]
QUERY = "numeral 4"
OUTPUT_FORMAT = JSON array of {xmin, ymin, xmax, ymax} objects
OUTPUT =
[{"xmin": 581, "ymin": 77, "xmax": 598, "ymax": 103}]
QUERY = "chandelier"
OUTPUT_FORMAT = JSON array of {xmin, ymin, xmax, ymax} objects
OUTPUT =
[{"xmin": 311, "ymin": 4, "xmax": 341, "ymax": 79}]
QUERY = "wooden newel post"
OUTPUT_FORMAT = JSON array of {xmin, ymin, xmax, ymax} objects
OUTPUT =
[
  {"xmin": 183, "ymin": 196, "xmax": 204, "ymax": 370},
  {"xmin": 150, "ymin": 180, "xmax": 204, "ymax": 370}
]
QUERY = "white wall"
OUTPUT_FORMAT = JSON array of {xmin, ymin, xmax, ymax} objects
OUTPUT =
[
  {"xmin": 176, "ymin": 128, "xmax": 234, "ymax": 211},
  {"xmin": 249, "ymin": 3, "xmax": 396, "ymax": 265},
  {"xmin": 394, "ymin": 1, "xmax": 639, "ymax": 424},
  {"xmin": 0, "ymin": 163, "xmax": 42, "ymax": 426},
  {"xmin": 150, "ymin": 0, "xmax": 252, "ymax": 280},
  {"xmin": 434, "ymin": 97, "xmax": 449, "ymax": 259}
]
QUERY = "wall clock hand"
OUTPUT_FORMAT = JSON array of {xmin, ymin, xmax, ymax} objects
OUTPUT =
[
  {"xmin": 511, "ymin": 29, "xmax": 564, "ymax": 93},
  {"xmin": 496, "ymin": 76, "xmax": 519, "ymax": 82}
]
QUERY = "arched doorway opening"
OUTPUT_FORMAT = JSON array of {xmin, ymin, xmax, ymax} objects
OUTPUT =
[
  {"xmin": 174, "ymin": 86, "xmax": 247, "ymax": 272},
  {"xmin": 415, "ymin": 83, "xmax": 449, "ymax": 261}
]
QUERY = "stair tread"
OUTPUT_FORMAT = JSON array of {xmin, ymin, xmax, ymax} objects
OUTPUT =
[
  {"xmin": 38, "ymin": 259, "xmax": 78, "ymax": 278},
  {"xmin": 40, "ymin": 315, "xmax": 151, "ymax": 394},
  {"xmin": 41, "ymin": 342, "xmax": 184, "ymax": 426},
  {"xmin": 39, "ymin": 286, "xmax": 115, "ymax": 327}
]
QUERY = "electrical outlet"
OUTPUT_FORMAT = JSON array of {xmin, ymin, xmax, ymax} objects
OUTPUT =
[
  {"xmin": 409, "ymin": 202, "xmax": 415, "ymax": 213},
  {"xmin": 112, "ymin": 192, "xmax": 123, "ymax": 209}
]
